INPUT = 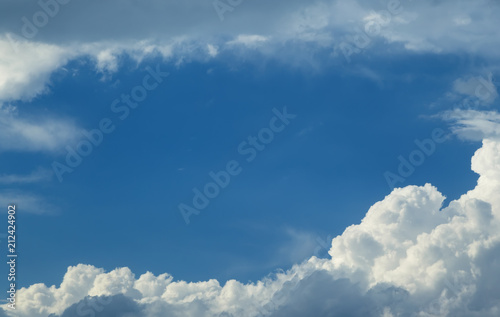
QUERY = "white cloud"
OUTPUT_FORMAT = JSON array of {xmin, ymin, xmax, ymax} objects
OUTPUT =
[
  {"xmin": 0, "ymin": 0, "xmax": 498, "ymax": 103},
  {"xmin": 12, "ymin": 264, "xmax": 104, "ymax": 316},
  {"xmin": 452, "ymin": 74, "xmax": 498, "ymax": 106},
  {"xmin": 0, "ymin": 35, "xmax": 74, "ymax": 102},
  {"xmin": 207, "ymin": 44, "xmax": 218, "ymax": 57},
  {"xmin": 9, "ymin": 130, "xmax": 500, "ymax": 316},
  {"xmin": 1, "ymin": 1, "xmax": 500, "ymax": 315},
  {"xmin": 441, "ymin": 110, "xmax": 500, "ymax": 141},
  {"xmin": 0, "ymin": 190, "xmax": 56, "ymax": 214},
  {"xmin": 94, "ymin": 49, "xmax": 120, "ymax": 73},
  {"xmin": 227, "ymin": 35, "xmax": 269, "ymax": 48},
  {"xmin": 0, "ymin": 168, "xmax": 52, "ymax": 184},
  {"xmin": 0, "ymin": 104, "xmax": 81, "ymax": 153},
  {"xmin": 429, "ymin": 73, "xmax": 498, "ymax": 110},
  {"xmin": 363, "ymin": 0, "xmax": 500, "ymax": 54}
]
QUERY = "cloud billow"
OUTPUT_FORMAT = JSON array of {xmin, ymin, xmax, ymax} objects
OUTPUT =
[{"xmin": 7, "ymin": 133, "xmax": 500, "ymax": 316}]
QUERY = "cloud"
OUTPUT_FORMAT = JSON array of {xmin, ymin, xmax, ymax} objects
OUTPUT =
[
  {"xmin": 441, "ymin": 110, "xmax": 500, "ymax": 141},
  {"xmin": 0, "ymin": 0, "xmax": 499, "ymax": 103},
  {"xmin": 0, "ymin": 104, "xmax": 80, "ymax": 153},
  {"xmin": 446, "ymin": 72, "xmax": 498, "ymax": 109},
  {"xmin": 352, "ymin": 0, "xmax": 500, "ymax": 55},
  {"xmin": 2, "ymin": 1, "xmax": 500, "ymax": 315},
  {"xmin": 0, "ymin": 35, "xmax": 74, "ymax": 102},
  {"xmin": 207, "ymin": 44, "xmax": 219, "ymax": 57},
  {"xmin": 57, "ymin": 294, "xmax": 145, "ymax": 317},
  {"xmin": 8, "ymin": 131, "xmax": 500, "ymax": 316},
  {"xmin": 3, "ymin": 0, "xmax": 495, "ymax": 56},
  {"xmin": 0, "ymin": 191, "xmax": 57, "ymax": 214},
  {"xmin": 0, "ymin": 168, "xmax": 52, "ymax": 184},
  {"xmin": 428, "ymin": 73, "xmax": 498, "ymax": 112},
  {"xmin": 452, "ymin": 74, "xmax": 498, "ymax": 106},
  {"xmin": 276, "ymin": 228, "xmax": 323, "ymax": 265},
  {"xmin": 227, "ymin": 35, "xmax": 269, "ymax": 48}
]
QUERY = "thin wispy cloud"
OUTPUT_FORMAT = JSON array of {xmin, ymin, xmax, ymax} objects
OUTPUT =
[
  {"xmin": 0, "ymin": 190, "xmax": 56, "ymax": 215},
  {"xmin": 0, "ymin": 168, "xmax": 52, "ymax": 185},
  {"xmin": 0, "ymin": 104, "xmax": 80, "ymax": 153},
  {"xmin": 441, "ymin": 110, "xmax": 500, "ymax": 141}
]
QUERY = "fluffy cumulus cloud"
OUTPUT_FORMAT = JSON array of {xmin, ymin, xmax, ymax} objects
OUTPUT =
[{"xmin": 7, "ymin": 126, "xmax": 500, "ymax": 316}]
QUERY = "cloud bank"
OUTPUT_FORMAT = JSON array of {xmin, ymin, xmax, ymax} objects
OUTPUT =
[
  {"xmin": 1, "ymin": 0, "xmax": 500, "ymax": 104},
  {"xmin": 8, "ymin": 125, "xmax": 500, "ymax": 316}
]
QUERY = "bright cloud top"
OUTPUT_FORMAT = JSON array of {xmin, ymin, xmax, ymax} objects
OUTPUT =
[{"xmin": 7, "ymin": 131, "xmax": 500, "ymax": 316}]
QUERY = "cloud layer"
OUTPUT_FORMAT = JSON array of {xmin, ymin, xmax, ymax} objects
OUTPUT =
[
  {"xmin": 7, "ymin": 131, "xmax": 500, "ymax": 316},
  {"xmin": 1, "ymin": 0, "xmax": 500, "ymax": 104}
]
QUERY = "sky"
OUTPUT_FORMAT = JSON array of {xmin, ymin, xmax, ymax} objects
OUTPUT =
[{"xmin": 0, "ymin": 0, "xmax": 499, "ymax": 316}]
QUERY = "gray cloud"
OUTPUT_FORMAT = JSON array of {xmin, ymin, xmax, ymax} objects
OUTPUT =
[
  {"xmin": 1, "ymin": 0, "xmax": 499, "ymax": 103},
  {"xmin": 56, "ymin": 294, "xmax": 146, "ymax": 317}
]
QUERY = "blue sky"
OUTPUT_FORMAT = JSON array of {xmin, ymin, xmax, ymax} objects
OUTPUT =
[
  {"xmin": 1, "ymin": 1, "xmax": 500, "ymax": 316},
  {"xmin": 9, "ymin": 53, "xmax": 481, "ymax": 287}
]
